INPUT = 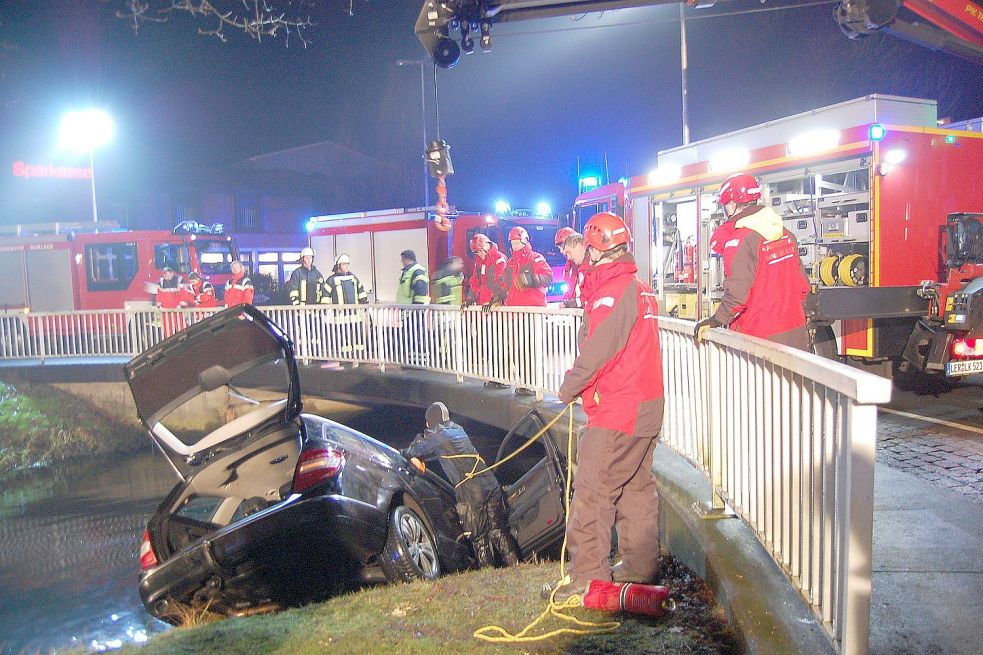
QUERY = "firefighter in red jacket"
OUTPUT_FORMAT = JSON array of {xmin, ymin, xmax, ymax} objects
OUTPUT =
[
  {"xmin": 559, "ymin": 231, "xmax": 592, "ymax": 309},
  {"xmin": 464, "ymin": 233, "xmax": 507, "ymax": 307},
  {"xmin": 500, "ymin": 226, "xmax": 552, "ymax": 307},
  {"xmin": 554, "ymin": 227, "xmax": 579, "ymax": 306},
  {"xmin": 224, "ymin": 260, "xmax": 255, "ymax": 307},
  {"xmin": 548, "ymin": 211, "xmax": 665, "ymax": 601},
  {"xmin": 695, "ymin": 173, "xmax": 810, "ymax": 349},
  {"xmin": 182, "ymin": 272, "xmax": 217, "ymax": 308},
  {"xmin": 156, "ymin": 267, "xmax": 184, "ymax": 338}
]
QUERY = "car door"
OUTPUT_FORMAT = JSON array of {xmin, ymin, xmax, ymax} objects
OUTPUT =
[{"xmin": 495, "ymin": 410, "xmax": 567, "ymax": 555}]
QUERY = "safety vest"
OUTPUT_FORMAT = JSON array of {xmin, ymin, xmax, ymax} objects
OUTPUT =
[
  {"xmin": 287, "ymin": 266, "xmax": 327, "ymax": 305},
  {"xmin": 432, "ymin": 271, "xmax": 463, "ymax": 305},
  {"xmin": 324, "ymin": 272, "xmax": 368, "ymax": 305},
  {"xmin": 397, "ymin": 263, "xmax": 430, "ymax": 304}
]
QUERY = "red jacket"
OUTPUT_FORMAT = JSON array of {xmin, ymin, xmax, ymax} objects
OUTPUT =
[
  {"xmin": 558, "ymin": 255, "xmax": 664, "ymax": 437},
  {"xmin": 562, "ymin": 260, "xmax": 579, "ymax": 306},
  {"xmin": 179, "ymin": 281, "xmax": 217, "ymax": 308},
  {"xmin": 155, "ymin": 276, "xmax": 183, "ymax": 309},
  {"xmin": 225, "ymin": 272, "xmax": 255, "ymax": 307},
  {"xmin": 503, "ymin": 245, "xmax": 552, "ymax": 307},
  {"xmin": 709, "ymin": 205, "xmax": 809, "ymax": 341},
  {"xmin": 467, "ymin": 244, "xmax": 507, "ymax": 305}
]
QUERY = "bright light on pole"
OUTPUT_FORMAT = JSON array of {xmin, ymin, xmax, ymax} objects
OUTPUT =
[{"xmin": 60, "ymin": 109, "xmax": 113, "ymax": 224}]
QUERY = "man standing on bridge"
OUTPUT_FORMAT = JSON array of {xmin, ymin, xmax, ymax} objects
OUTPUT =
[
  {"xmin": 695, "ymin": 172, "xmax": 810, "ymax": 349},
  {"xmin": 550, "ymin": 211, "xmax": 664, "ymax": 601}
]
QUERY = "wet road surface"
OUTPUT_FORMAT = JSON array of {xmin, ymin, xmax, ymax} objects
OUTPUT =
[{"xmin": 0, "ymin": 401, "xmax": 504, "ymax": 654}]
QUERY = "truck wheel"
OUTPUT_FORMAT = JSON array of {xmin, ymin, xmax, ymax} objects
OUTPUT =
[
  {"xmin": 811, "ymin": 324, "xmax": 839, "ymax": 361},
  {"xmin": 379, "ymin": 500, "xmax": 440, "ymax": 583}
]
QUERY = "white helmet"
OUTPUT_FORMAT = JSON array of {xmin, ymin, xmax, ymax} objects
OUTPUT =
[
  {"xmin": 301, "ymin": 247, "xmax": 315, "ymax": 259},
  {"xmin": 335, "ymin": 253, "xmax": 351, "ymax": 266}
]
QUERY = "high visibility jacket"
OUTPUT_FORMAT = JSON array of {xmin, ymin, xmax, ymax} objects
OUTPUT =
[
  {"xmin": 323, "ymin": 271, "xmax": 368, "ymax": 305},
  {"xmin": 397, "ymin": 262, "xmax": 429, "ymax": 304},
  {"xmin": 709, "ymin": 205, "xmax": 809, "ymax": 344},
  {"xmin": 286, "ymin": 265, "xmax": 328, "ymax": 305},
  {"xmin": 557, "ymin": 254, "xmax": 665, "ymax": 438},
  {"xmin": 467, "ymin": 244, "xmax": 506, "ymax": 305},
  {"xmin": 503, "ymin": 245, "xmax": 552, "ymax": 307},
  {"xmin": 156, "ymin": 275, "xmax": 183, "ymax": 309},
  {"xmin": 432, "ymin": 266, "xmax": 463, "ymax": 305},
  {"xmin": 225, "ymin": 272, "xmax": 254, "ymax": 307},
  {"xmin": 179, "ymin": 281, "xmax": 217, "ymax": 308}
]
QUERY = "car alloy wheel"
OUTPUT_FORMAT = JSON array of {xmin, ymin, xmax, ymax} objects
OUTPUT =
[{"xmin": 396, "ymin": 506, "xmax": 439, "ymax": 578}]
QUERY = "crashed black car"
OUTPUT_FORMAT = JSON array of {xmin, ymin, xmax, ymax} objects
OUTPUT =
[{"xmin": 127, "ymin": 305, "xmax": 569, "ymax": 622}]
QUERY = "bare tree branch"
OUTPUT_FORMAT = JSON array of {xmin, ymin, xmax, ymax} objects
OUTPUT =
[{"xmin": 111, "ymin": 1, "xmax": 365, "ymax": 47}]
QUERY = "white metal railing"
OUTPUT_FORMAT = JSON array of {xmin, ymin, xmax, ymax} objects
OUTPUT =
[
  {"xmin": 659, "ymin": 316, "xmax": 889, "ymax": 655},
  {"xmin": 0, "ymin": 304, "xmax": 887, "ymax": 653}
]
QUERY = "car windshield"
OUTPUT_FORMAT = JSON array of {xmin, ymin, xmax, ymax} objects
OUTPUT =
[
  {"xmin": 192, "ymin": 239, "xmax": 234, "ymax": 275},
  {"xmin": 158, "ymin": 358, "xmax": 292, "ymax": 449}
]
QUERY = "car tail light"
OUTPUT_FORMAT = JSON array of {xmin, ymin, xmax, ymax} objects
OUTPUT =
[
  {"xmin": 140, "ymin": 531, "xmax": 159, "ymax": 571},
  {"xmin": 293, "ymin": 447, "xmax": 345, "ymax": 493},
  {"xmin": 952, "ymin": 337, "xmax": 982, "ymax": 359}
]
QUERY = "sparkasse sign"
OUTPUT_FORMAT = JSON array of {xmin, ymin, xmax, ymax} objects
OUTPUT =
[{"xmin": 11, "ymin": 161, "xmax": 92, "ymax": 180}]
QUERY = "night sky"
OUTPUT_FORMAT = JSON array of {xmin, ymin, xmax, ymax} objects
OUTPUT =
[{"xmin": 1, "ymin": 0, "xmax": 982, "ymax": 219}]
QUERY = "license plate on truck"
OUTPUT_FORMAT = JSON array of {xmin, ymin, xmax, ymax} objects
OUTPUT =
[{"xmin": 946, "ymin": 359, "xmax": 983, "ymax": 377}]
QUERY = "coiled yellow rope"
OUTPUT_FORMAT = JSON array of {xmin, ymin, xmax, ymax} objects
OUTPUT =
[{"xmin": 446, "ymin": 403, "xmax": 622, "ymax": 644}]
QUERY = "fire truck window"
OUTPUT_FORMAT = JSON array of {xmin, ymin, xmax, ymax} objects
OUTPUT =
[
  {"xmin": 154, "ymin": 244, "xmax": 191, "ymax": 273},
  {"xmin": 191, "ymin": 240, "xmax": 234, "ymax": 275},
  {"xmin": 85, "ymin": 243, "xmax": 139, "ymax": 292}
]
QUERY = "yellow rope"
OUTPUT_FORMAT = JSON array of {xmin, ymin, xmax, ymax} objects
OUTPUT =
[{"xmin": 470, "ymin": 403, "xmax": 621, "ymax": 644}]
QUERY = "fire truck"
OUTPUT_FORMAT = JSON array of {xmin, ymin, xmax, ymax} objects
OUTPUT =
[
  {"xmin": 621, "ymin": 95, "xmax": 982, "ymax": 382},
  {"xmin": 0, "ymin": 221, "xmax": 239, "ymax": 311},
  {"xmin": 306, "ymin": 208, "xmax": 567, "ymax": 302}
]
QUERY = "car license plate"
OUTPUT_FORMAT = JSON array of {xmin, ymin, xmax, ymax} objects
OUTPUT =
[{"xmin": 946, "ymin": 359, "xmax": 983, "ymax": 377}]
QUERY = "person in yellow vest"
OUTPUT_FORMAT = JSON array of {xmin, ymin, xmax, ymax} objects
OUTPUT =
[
  {"xmin": 431, "ymin": 256, "xmax": 465, "ymax": 368},
  {"xmin": 396, "ymin": 250, "xmax": 430, "ymax": 304},
  {"xmin": 397, "ymin": 250, "xmax": 429, "ymax": 366}
]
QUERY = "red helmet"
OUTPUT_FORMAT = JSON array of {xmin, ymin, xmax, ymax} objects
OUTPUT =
[
  {"xmin": 584, "ymin": 212, "xmax": 631, "ymax": 251},
  {"xmin": 554, "ymin": 226, "xmax": 576, "ymax": 247},
  {"xmin": 470, "ymin": 233, "xmax": 491, "ymax": 253},
  {"xmin": 508, "ymin": 226, "xmax": 529, "ymax": 244},
  {"xmin": 717, "ymin": 173, "xmax": 761, "ymax": 205}
]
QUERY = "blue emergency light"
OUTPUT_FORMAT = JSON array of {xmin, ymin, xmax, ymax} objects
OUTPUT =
[{"xmin": 869, "ymin": 124, "xmax": 887, "ymax": 141}]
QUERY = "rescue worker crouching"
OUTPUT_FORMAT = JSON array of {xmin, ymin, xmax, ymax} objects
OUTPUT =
[
  {"xmin": 224, "ymin": 260, "xmax": 255, "ymax": 307},
  {"xmin": 695, "ymin": 173, "xmax": 811, "ymax": 349},
  {"xmin": 548, "ymin": 211, "xmax": 665, "ymax": 601},
  {"xmin": 181, "ymin": 271, "xmax": 217, "ymax": 308},
  {"xmin": 403, "ymin": 402, "xmax": 520, "ymax": 568},
  {"xmin": 286, "ymin": 247, "xmax": 329, "ymax": 305}
]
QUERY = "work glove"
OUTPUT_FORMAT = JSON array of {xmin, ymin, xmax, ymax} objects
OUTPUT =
[{"xmin": 694, "ymin": 316, "xmax": 723, "ymax": 344}]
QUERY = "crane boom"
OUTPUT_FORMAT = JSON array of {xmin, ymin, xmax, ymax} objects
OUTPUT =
[{"xmin": 416, "ymin": 0, "xmax": 983, "ymax": 67}]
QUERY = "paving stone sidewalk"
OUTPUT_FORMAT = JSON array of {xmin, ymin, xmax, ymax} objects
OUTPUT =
[{"xmin": 877, "ymin": 413, "xmax": 983, "ymax": 503}]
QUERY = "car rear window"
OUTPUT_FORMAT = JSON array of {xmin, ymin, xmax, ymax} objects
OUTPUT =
[{"xmin": 174, "ymin": 495, "xmax": 223, "ymax": 523}]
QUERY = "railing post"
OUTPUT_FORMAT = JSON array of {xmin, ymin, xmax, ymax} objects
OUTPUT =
[
  {"xmin": 837, "ymin": 402, "xmax": 876, "ymax": 655},
  {"xmin": 703, "ymin": 339, "xmax": 731, "ymax": 516},
  {"xmin": 375, "ymin": 306, "xmax": 386, "ymax": 374},
  {"xmin": 454, "ymin": 307, "xmax": 465, "ymax": 383}
]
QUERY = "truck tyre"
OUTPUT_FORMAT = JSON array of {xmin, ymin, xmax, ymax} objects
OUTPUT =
[
  {"xmin": 810, "ymin": 324, "xmax": 839, "ymax": 361},
  {"xmin": 379, "ymin": 499, "xmax": 440, "ymax": 583}
]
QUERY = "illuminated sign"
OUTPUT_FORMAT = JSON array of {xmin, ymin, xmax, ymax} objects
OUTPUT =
[{"xmin": 11, "ymin": 161, "xmax": 92, "ymax": 180}]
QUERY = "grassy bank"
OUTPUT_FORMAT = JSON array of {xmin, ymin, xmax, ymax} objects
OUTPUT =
[
  {"xmin": 121, "ymin": 556, "xmax": 737, "ymax": 655},
  {"xmin": 0, "ymin": 380, "xmax": 146, "ymax": 473}
]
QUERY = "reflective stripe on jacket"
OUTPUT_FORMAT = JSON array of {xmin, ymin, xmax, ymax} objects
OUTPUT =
[
  {"xmin": 710, "ymin": 205, "xmax": 809, "ymax": 341},
  {"xmin": 397, "ymin": 262, "xmax": 429, "ymax": 304},
  {"xmin": 467, "ymin": 244, "xmax": 507, "ymax": 305},
  {"xmin": 323, "ymin": 272, "xmax": 368, "ymax": 305},
  {"xmin": 432, "ymin": 269, "xmax": 463, "ymax": 305},
  {"xmin": 225, "ymin": 273, "xmax": 254, "ymax": 307},
  {"xmin": 286, "ymin": 265, "xmax": 328, "ymax": 305},
  {"xmin": 557, "ymin": 254, "xmax": 664, "ymax": 437},
  {"xmin": 503, "ymin": 246, "xmax": 552, "ymax": 307}
]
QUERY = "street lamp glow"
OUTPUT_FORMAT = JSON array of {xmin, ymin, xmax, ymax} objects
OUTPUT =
[
  {"xmin": 60, "ymin": 109, "xmax": 113, "ymax": 151},
  {"xmin": 535, "ymin": 201, "xmax": 552, "ymax": 217}
]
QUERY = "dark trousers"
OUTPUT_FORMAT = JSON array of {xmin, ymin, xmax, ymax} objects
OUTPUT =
[{"xmin": 566, "ymin": 428, "xmax": 660, "ymax": 587}]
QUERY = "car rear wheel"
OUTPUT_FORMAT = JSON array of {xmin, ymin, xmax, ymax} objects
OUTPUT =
[{"xmin": 379, "ymin": 501, "xmax": 440, "ymax": 583}]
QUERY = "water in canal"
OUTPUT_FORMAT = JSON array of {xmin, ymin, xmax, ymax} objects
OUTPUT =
[{"xmin": 0, "ymin": 401, "xmax": 504, "ymax": 654}]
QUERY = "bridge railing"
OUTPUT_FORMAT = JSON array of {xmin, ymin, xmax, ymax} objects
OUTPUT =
[{"xmin": 0, "ymin": 303, "xmax": 887, "ymax": 653}]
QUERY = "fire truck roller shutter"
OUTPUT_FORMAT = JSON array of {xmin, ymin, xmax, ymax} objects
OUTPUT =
[
  {"xmin": 0, "ymin": 252, "xmax": 28, "ymax": 308},
  {"xmin": 27, "ymin": 249, "xmax": 74, "ymax": 311},
  {"xmin": 373, "ymin": 228, "xmax": 429, "ymax": 303},
  {"xmin": 309, "ymin": 236, "xmax": 336, "ymax": 270}
]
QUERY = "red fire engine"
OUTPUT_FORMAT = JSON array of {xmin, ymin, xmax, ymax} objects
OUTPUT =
[
  {"xmin": 306, "ymin": 208, "xmax": 566, "ymax": 302},
  {"xmin": 621, "ymin": 95, "xmax": 982, "ymax": 382},
  {"xmin": 0, "ymin": 221, "xmax": 239, "ymax": 311}
]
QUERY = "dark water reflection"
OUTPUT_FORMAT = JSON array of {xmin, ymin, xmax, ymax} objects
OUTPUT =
[{"xmin": 0, "ymin": 402, "xmax": 504, "ymax": 654}]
